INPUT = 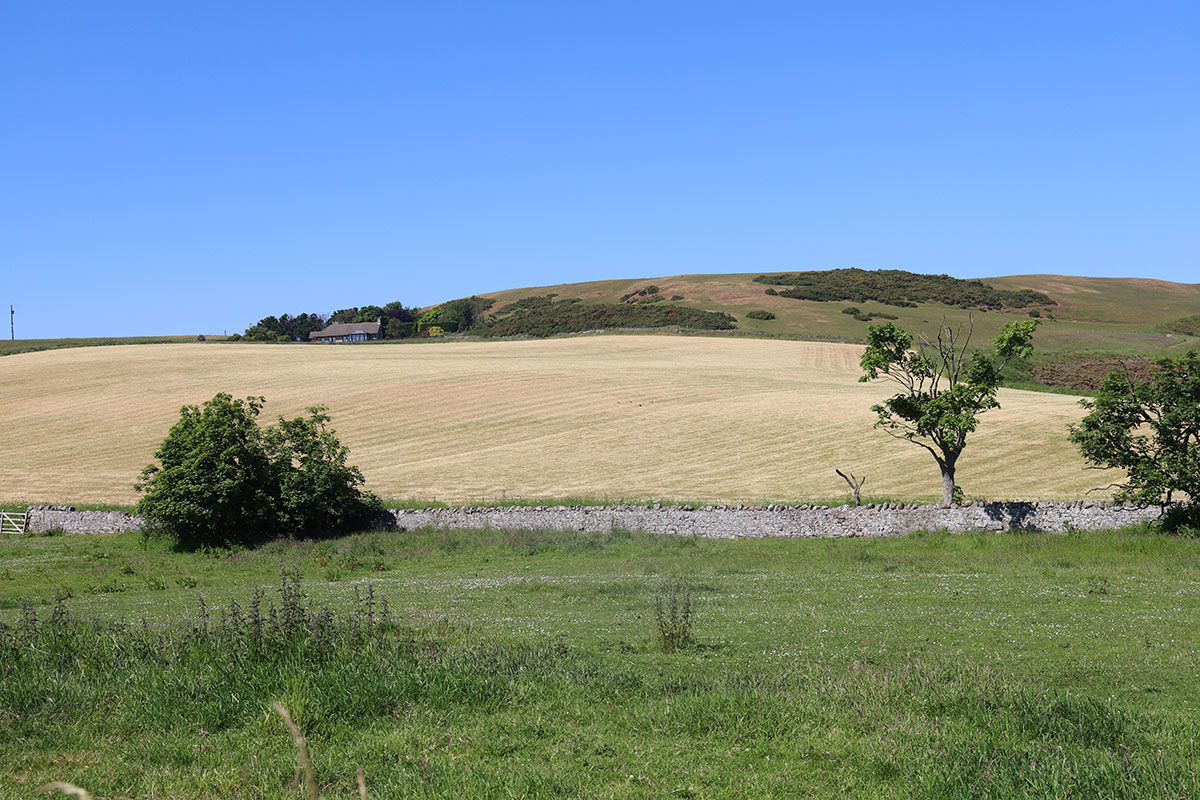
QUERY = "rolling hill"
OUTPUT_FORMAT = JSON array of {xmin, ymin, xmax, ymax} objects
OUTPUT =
[
  {"xmin": 479, "ymin": 271, "xmax": 1200, "ymax": 358},
  {"xmin": 2, "ymin": 337, "xmax": 1110, "ymax": 505}
]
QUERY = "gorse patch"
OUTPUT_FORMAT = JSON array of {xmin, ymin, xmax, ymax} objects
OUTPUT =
[
  {"xmin": 755, "ymin": 268, "xmax": 1052, "ymax": 309},
  {"xmin": 481, "ymin": 298, "xmax": 737, "ymax": 337}
]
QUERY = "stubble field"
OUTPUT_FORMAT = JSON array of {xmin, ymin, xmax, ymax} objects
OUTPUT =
[{"xmin": 0, "ymin": 336, "xmax": 1104, "ymax": 506}]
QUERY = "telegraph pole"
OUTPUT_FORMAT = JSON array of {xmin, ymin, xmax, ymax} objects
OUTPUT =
[{"xmin": 9, "ymin": 305, "xmax": 12, "ymax": 341}]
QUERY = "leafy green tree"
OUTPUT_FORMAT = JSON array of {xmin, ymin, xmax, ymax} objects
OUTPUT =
[
  {"xmin": 438, "ymin": 298, "xmax": 476, "ymax": 332},
  {"xmin": 381, "ymin": 301, "xmax": 419, "ymax": 338},
  {"xmin": 354, "ymin": 305, "xmax": 386, "ymax": 324},
  {"xmin": 136, "ymin": 394, "xmax": 382, "ymax": 548},
  {"xmin": 383, "ymin": 300, "xmax": 418, "ymax": 320},
  {"xmin": 417, "ymin": 307, "xmax": 442, "ymax": 333},
  {"xmin": 385, "ymin": 318, "xmax": 416, "ymax": 339},
  {"xmin": 1069, "ymin": 350, "xmax": 1200, "ymax": 507},
  {"xmin": 859, "ymin": 319, "xmax": 1038, "ymax": 504},
  {"xmin": 243, "ymin": 324, "xmax": 284, "ymax": 342},
  {"xmin": 243, "ymin": 312, "xmax": 327, "ymax": 341},
  {"xmin": 265, "ymin": 407, "xmax": 381, "ymax": 537},
  {"xmin": 135, "ymin": 394, "xmax": 280, "ymax": 547}
]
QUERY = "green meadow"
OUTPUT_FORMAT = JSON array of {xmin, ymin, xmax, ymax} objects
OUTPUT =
[{"xmin": 4, "ymin": 525, "xmax": 1200, "ymax": 798}]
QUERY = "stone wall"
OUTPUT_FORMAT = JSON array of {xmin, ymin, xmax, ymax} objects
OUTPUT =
[
  {"xmin": 391, "ymin": 501, "xmax": 1162, "ymax": 539},
  {"xmin": 23, "ymin": 501, "xmax": 1163, "ymax": 538},
  {"xmin": 26, "ymin": 506, "xmax": 144, "ymax": 535}
]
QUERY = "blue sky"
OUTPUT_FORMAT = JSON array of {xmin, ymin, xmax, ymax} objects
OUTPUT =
[{"xmin": 2, "ymin": 2, "xmax": 1197, "ymax": 338}]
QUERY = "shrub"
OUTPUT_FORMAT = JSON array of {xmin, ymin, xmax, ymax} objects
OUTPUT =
[
  {"xmin": 136, "ymin": 394, "xmax": 381, "ymax": 549},
  {"xmin": 745, "ymin": 310, "xmax": 776, "ymax": 320},
  {"xmin": 620, "ymin": 286, "xmax": 663, "ymax": 304},
  {"xmin": 843, "ymin": 307, "xmax": 861, "ymax": 315}
]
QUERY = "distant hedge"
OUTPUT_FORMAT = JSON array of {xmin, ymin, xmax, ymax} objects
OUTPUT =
[
  {"xmin": 482, "ymin": 297, "xmax": 737, "ymax": 338},
  {"xmin": 753, "ymin": 269, "xmax": 1052, "ymax": 310},
  {"xmin": 745, "ymin": 310, "xmax": 776, "ymax": 320}
]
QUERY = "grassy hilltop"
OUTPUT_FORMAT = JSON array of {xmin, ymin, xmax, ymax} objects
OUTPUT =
[{"xmin": 481, "ymin": 271, "xmax": 1200, "ymax": 361}]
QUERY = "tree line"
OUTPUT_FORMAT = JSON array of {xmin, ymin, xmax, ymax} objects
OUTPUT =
[{"xmin": 238, "ymin": 297, "xmax": 493, "ymax": 342}]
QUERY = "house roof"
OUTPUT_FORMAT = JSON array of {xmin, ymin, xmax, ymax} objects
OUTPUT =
[{"xmin": 309, "ymin": 321, "xmax": 382, "ymax": 339}]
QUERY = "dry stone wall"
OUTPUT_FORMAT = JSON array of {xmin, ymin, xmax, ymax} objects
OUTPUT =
[
  {"xmin": 25, "ymin": 502, "xmax": 1161, "ymax": 537},
  {"xmin": 26, "ymin": 506, "xmax": 143, "ymax": 535},
  {"xmin": 391, "ymin": 502, "xmax": 1161, "ymax": 538}
]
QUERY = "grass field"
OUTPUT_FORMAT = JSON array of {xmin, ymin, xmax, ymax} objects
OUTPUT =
[
  {"xmin": 3, "ymin": 525, "xmax": 1200, "ymax": 797},
  {"xmin": 1, "ymin": 336, "xmax": 1111, "ymax": 506}
]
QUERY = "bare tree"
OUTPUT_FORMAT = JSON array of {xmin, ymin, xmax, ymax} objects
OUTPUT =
[{"xmin": 836, "ymin": 469, "xmax": 866, "ymax": 506}]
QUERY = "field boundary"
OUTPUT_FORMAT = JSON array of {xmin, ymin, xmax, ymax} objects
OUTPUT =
[{"xmin": 25, "ymin": 501, "xmax": 1162, "ymax": 537}]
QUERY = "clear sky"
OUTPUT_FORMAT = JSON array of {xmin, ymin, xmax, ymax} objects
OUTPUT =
[{"xmin": 2, "ymin": 2, "xmax": 1197, "ymax": 338}]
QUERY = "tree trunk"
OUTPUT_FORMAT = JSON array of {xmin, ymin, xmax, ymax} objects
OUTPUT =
[{"xmin": 940, "ymin": 461, "xmax": 956, "ymax": 505}]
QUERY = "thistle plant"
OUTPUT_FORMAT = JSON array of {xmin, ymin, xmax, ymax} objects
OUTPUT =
[{"xmin": 654, "ymin": 579, "xmax": 693, "ymax": 652}]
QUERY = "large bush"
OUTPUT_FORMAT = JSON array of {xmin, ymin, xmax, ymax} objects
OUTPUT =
[
  {"xmin": 136, "ymin": 394, "xmax": 381, "ymax": 548},
  {"xmin": 1069, "ymin": 350, "xmax": 1200, "ymax": 509}
]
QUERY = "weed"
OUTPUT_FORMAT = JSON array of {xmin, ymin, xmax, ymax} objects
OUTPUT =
[
  {"xmin": 654, "ymin": 580, "xmax": 693, "ymax": 652},
  {"xmin": 88, "ymin": 579, "xmax": 130, "ymax": 594}
]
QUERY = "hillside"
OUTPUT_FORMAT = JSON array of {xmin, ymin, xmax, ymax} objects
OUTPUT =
[
  {"xmin": 8, "ymin": 271, "xmax": 1197, "ymax": 368},
  {"xmin": 1, "ymin": 337, "xmax": 1108, "ymax": 505},
  {"xmin": 480, "ymin": 271, "xmax": 1200, "ymax": 358}
]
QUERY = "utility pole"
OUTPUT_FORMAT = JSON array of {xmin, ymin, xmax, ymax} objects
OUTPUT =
[{"xmin": 9, "ymin": 305, "xmax": 12, "ymax": 341}]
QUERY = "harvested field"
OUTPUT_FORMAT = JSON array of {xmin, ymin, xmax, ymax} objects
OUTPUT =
[{"xmin": 0, "ymin": 336, "xmax": 1104, "ymax": 504}]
